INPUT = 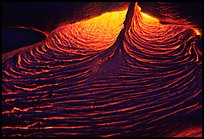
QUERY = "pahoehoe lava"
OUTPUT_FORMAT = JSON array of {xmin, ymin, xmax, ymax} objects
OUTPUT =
[{"xmin": 2, "ymin": 2, "xmax": 202, "ymax": 137}]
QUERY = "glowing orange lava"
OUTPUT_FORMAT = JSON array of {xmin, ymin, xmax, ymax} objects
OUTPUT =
[
  {"xmin": 46, "ymin": 9, "xmax": 128, "ymax": 51},
  {"xmin": 141, "ymin": 12, "xmax": 160, "ymax": 24},
  {"xmin": 2, "ymin": 2, "xmax": 202, "ymax": 137},
  {"xmin": 193, "ymin": 29, "xmax": 201, "ymax": 35}
]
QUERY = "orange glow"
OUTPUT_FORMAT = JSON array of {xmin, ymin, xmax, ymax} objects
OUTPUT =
[
  {"xmin": 141, "ymin": 12, "xmax": 160, "ymax": 24},
  {"xmin": 193, "ymin": 29, "xmax": 201, "ymax": 35},
  {"xmin": 2, "ymin": 2, "xmax": 202, "ymax": 137},
  {"xmin": 46, "ymin": 9, "xmax": 128, "ymax": 50},
  {"xmin": 11, "ymin": 107, "xmax": 30, "ymax": 112},
  {"xmin": 76, "ymin": 9, "xmax": 128, "ymax": 26},
  {"xmin": 135, "ymin": 3, "xmax": 159, "ymax": 24}
]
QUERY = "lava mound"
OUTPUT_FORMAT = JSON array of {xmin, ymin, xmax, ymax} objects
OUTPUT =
[{"xmin": 2, "ymin": 2, "xmax": 202, "ymax": 137}]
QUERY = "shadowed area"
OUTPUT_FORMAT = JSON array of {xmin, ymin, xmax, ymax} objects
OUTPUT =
[
  {"xmin": 2, "ymin": 28, "xmax": 47, "ymax": 53},
  {"xmin": 138, "ymin": 2, "xmax": 202, "ymax": 29}
]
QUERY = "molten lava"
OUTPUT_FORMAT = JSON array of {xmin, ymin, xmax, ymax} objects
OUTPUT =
[
  {"xmin": 2, "ymin": 2, "xmax": 202, "ymax": 137},
  {"xmin": 141, "ymin": 12, "xmax": 159, "ymax": 24},
  {"xmin": 194, "ymin": 29, "xmax": 201, "ymax": 36},
  {"xmin": 46, "ymin": 9, "xmax": 128, "ymax": 51}
]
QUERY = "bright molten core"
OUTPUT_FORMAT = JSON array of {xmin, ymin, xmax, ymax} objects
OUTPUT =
[{"xmin": 46, "ymin": 9, "xmax": 128, "ymax": 51}]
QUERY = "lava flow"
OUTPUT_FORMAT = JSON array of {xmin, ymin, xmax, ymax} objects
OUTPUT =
[
  {"xmin": 46, "ymin": 9, "xmax": 128, "ymax": 51},
  {"xmin": 2, "ymin": 2, "xmax": 202, "ymax": 137}
]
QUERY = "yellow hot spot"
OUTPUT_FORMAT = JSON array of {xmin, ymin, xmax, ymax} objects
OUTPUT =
[
  {"xmin": 193, "ymin": 29, "xmax": 201, "ymax": 35},
  {"xmin": 74, "ymin": 9, "xmax": 128, "ymax": 50},
  {"xmin": 141, "ymin": 12, "xmax": 160, "ymax": 23},
  {"xmin": 47, "ymin": 9, "xmax": 129, "ymax": 50},
  {"xmin": 76, "ymin": 9, "xmax": 128, "ymax": 28},
  {"xmin": 73, "ymin": 9, "xmax": 128, "ymax": 42}
]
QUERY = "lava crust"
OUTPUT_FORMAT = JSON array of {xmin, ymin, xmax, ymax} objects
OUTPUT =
[{"xmin": 2, "ymin": 2, "xmax": 202, "ymax": 137}]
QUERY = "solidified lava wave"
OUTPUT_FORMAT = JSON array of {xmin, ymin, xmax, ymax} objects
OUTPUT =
[{"xmin": 2, "ymin": 2, "xmax": 202, "ymax": 137}]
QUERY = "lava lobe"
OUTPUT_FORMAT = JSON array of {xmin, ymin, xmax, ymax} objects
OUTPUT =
[{"xmin": 2, "ymin": 2, "xmax": 202, "ymax": 137}]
